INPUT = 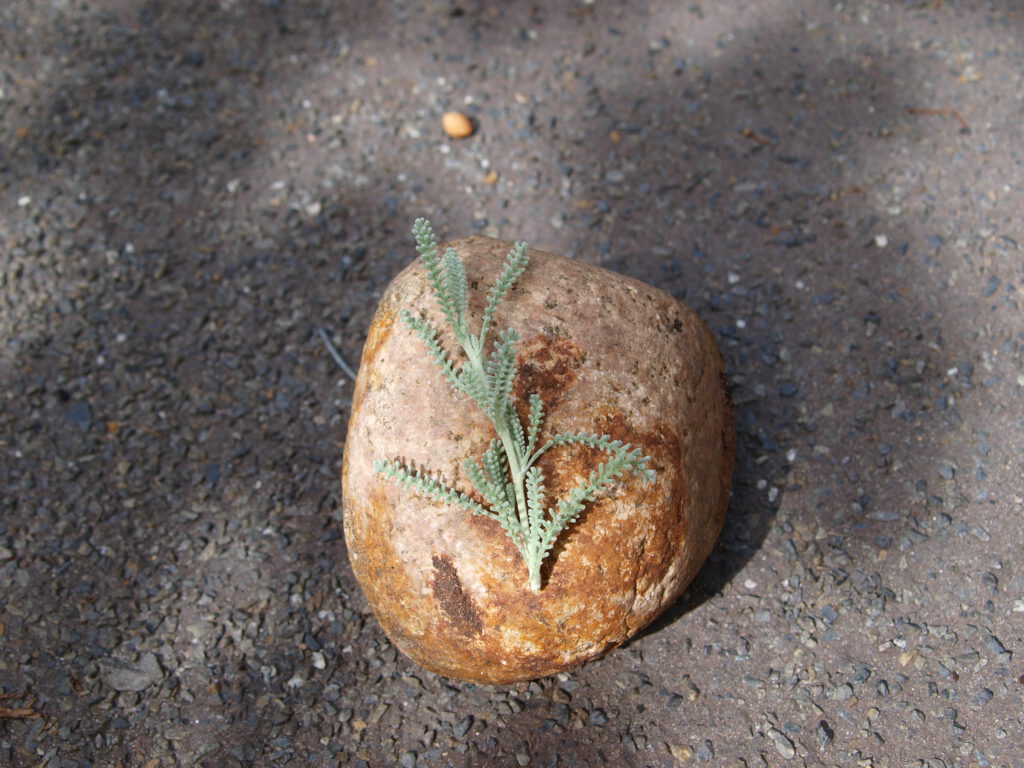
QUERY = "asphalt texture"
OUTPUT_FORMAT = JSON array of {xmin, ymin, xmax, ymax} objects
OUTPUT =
[{"xmin": 1, "ymin": 1, "xmax": 1022, "ymax": 767}]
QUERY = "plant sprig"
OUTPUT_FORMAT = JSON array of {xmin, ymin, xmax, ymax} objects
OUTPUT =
[{"xmin": 376, "ymin": 219, "xmax": 656, "ymax": 592}]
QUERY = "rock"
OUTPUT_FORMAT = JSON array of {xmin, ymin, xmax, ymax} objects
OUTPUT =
[
  {"xmin": 99, "ymin": 652, "xmax": 163, "ymax": 692},
  {"xmin": 65, "ymin": 401, "xmax": 93, "ymax": 430},
  {"xmin": 441, "ymin": 111, "xmax": 474, "ymax": 139},
  {"xmin": 342, "ymin": 235, "xmax": 734, "ymax": 683},
  {"xmin": 668, "ymin": 743, "xmax": 695, "ymax": 762}
]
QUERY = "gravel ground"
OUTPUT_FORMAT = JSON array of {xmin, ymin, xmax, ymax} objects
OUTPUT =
[{"xmin": 2, "ymin": 1, "xmax": 1022, "ymax": 766}]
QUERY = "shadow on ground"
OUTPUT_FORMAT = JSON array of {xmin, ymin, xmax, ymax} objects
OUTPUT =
[
  {"xmin": 0, "ymin": 1, "xmax": 415, "ymax": 764},
  {"xmin": 539, "ymin": 5, "xmax": 980, "ymax": 634}
]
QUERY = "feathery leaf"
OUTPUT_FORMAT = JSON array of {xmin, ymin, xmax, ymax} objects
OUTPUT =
[
  {"xmin": 485, "ymin": 328, "xmax": 520, "ymax": 421},
  {"xmin": 525, "ymin": 393, "xmax": 545, "ymax": 458},
  {"xmin": 401, "ymin": 310, "xmax": 461, "ymax": 390},
  {"xmin": 376, "ymin": 459, "xmax": 491, "ymax": 518},
  {"xmin": 442, "ymin": 246, "xmax": 470, "ymax": 337},
  {"xmin": 480, "ymin": 241, "xmax": 529, "ymax": 347},
  {"xmin": 524, "ymin": 466, "xmax": 548, "ymax": 540},
  {"xmin": 464, "ymin": 457, "xmax": 515, "ymax": 517},
  {"xmin": 482, "ymin": 440, "xmax": 513, "ymax": 503},
  {"xmin": 412, "ymin": 219, "xmax": 461, "ymax": 333}
]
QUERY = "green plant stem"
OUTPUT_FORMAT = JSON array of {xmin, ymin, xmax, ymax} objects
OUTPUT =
[
  {"xmin": 475, "ymin": 398, "xmax": 546, "ymax": 591},
  {"xmin": 463, "ymin": 342, "xmax": 531, "ymax": 548},
  {"xmin": 526, "ymin": 542, "xmax": 543, "ymax": 592}
]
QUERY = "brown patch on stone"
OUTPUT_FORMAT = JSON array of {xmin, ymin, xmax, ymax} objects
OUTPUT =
[
  {"xmin": 538, "ymin": 410, "xmax": 685, "ymax": 592},
  {"xmin": 512, "ymin": 334, "xmax": 585, "ymax": 412},
  {"xmin": 593, "ymin": 411, "xmax": 680, "ymax": 471},
  {"xmin": 431, "ymin": 554, "xmax": 483, "ymax": 636},
  {"xmin": 594, "ymin": 411, "xmax": 688, "ymax": 585}
]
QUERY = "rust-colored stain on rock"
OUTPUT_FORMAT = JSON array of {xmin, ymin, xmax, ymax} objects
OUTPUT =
[
  {"xmin": 342, "ymin": 235, "xmax": 734, "ymax": 683},
  {"xmin": 431, "ymin": 554, "xmax": 483, "ymax": 636},
  {"xmin": 513, "ymin": 334, "xmax": 584, "ymax": 411}
]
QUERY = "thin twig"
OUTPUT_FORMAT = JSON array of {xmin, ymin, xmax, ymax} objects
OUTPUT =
[
  {"xmin": 0, "ymin": 693, "xmax": 40, "ymax": 720},
  {"xmin": 0, "ymin": 705, "xmax": 40, "ymax": 719},
  {"xmin": 740, "ymin": 127, "xmax": 776, "ymax": 148},
  {"xmin": 907, "ymin": 107, "xmax": 971, "ymax": 133},
  {"xmin": 317, "ymin": 328, "xmax": 358, "ymax": 382}
]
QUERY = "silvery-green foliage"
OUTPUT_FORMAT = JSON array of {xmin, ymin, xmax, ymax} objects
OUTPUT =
[{"xmin": 376, "ymin": 219, "xmax": 656, "ymax": 592}]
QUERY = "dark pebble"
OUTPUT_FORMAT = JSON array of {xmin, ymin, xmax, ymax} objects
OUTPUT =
[
  {"xmin": 65, "ymin": 401, "xmax": 93, "ymax": 430},
  {"xmin": 982, "ymin": 275, "xmax": 1001, "ymax": 297},
  {"xmin": 817, "ymin": 720, "xmax": 834, "ymax": 750},
  {"xmin": 985, "ymin": 636, "xmax": 1006, "ymax": 655},
  {"xmin": 695, "ymin": 740, "xmax": 714, "ymax": 761},
  {"xmin": 452, "ymin": 715, "xmax": 473, "ymax": 739},
  {"xmin": 204, "ymin": 463, "xmax": 221, "ymax": 484},
  {"xmin": 973, "ymin": 688, "xmax": 994, "ymax": 706}
]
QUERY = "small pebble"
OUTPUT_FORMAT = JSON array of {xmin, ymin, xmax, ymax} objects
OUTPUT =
[
  {"xmin": 982, "ymin": 275, "xmax": 1001, "ymax": 297},
  {"xmin": 768, "ymin": 727, "xmax": 796, "ymax": 759},
  {"xmin": 66, "ymin": 401, "xmax": 93, "ymax": 430},
  {"xmin": 971, "ymin": 525, "xmax": 992, "ymax": 542},
  {"xmin": 668, "ymin": 744, "xmax": 694, "ymax": 762},
  {"xmin": 694, "ymin": 740, "xmax": 714, "ymax": 762},
  {"xmin": 452, "ymin": 715, "xmax": 473, "ymax": 739},
  {"xmin": 817, "ymin": 720, "xmax": 834, "ymax": 750},
  {"xmin": 833, "ymin": 683, "xmax": 855, "ymax": 702},
  {"xmin": 442, "ymin": 111, "xmax": 474, "ymax": 139},
  {"xmin": 100, "ymin": 653, "xmax": 163, "ymax": 692},
  {"xmin": 973, "ymin": 688, "xmax": 994, "ymax": 706},
  {"xmin": 984, "ymin": 636, "xmax": 1006, "ymax": 655}
]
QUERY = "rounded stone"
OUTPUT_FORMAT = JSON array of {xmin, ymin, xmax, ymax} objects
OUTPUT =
[
  {"xmin": 342, "ymin": 235, "xmax": 734, "ymax": 683},
  {"xmin": 441, "ymin": 110, "xmax": 474, "ymax": 139}
]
